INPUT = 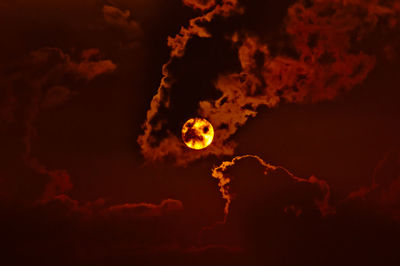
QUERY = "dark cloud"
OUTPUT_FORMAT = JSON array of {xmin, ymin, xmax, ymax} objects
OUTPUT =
[
  {"xmin": 0, "ymin": 195, "xmax": 185, "ymax": 266},
  {"xmin": 348, "ymin": 150, "xmax": 400, "ymax": 221},
  {"xmin": 200, "ymin": 154, "xmax": 400, "ymax": 266},
  {"xmin": 0, "ymin": 47, "xmax": 116, "ymax": 200},
  {"xmin": 210, "ymin": 155, "xmax": 333, "ymax": 221},
  {"xmin": 3, "ymin": 152, "xmax": 400, "ymax": 265}
]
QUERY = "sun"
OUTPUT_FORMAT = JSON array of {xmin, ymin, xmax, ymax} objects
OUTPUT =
[{"xmin": 182, "ymin": 118, "xmax": 214, "ymax": 150}]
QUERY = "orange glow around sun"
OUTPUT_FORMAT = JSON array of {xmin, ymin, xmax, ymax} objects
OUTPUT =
[{"xmin": 182, "ymin": 118, "xmax": 214, "ymax": 150}]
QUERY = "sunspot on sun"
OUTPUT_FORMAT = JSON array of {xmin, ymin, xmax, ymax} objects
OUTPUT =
[{"xmin": 182, "ymin": 118, "xmax": 214, "ymax": 150}]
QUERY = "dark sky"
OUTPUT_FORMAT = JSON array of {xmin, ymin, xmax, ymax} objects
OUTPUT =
[{"xmin": 1, "ymin": 0, "xmax": 400, "ymax": 265}]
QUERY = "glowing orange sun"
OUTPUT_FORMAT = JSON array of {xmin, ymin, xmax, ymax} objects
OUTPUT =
[{"xmin": 182, "ymin": 118, "xmax": 214, "ymax": 150}]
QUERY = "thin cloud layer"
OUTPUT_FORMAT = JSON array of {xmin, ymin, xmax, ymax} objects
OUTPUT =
[{"xmin": 107, "ymin": 198, "xmax": 184, "ymax": 218}]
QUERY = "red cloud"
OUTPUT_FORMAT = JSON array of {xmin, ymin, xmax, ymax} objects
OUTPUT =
[
  {"xmin": 106, "ymin": 199, "xmax": 184, "ymax": 218},
  {"xmin": 138, "ymin": 0, "xmax": 242, "ymax": 165},
  {"xmin": 41, "ymin": 195, "xmax": 184, "ymax": 221},
  {"xmin": 183, "ymin": 0, "xmax": 216, "ymax": 11},
  {"xmin": 68, "ymin": 56, "xmax": 116, "ymax": 81},
  {"xmin": 102, "ymin": 4, "xmax": 141, "ymax": 38},
  {"xmin": 199, "ymin": 0, "xmax": 400, "ymax": 153},
  {"xmin": 139, "ymin": 0, "xmax": 400, "ymax": 165},
  {"xmin": 40, "ymin": 85, "xmax": 73, "ymax": 109}
]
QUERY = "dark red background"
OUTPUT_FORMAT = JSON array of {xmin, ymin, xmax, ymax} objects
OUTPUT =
[{"xmin": 1, "ymin": 0, "xmax": 400, "ymax": 265}]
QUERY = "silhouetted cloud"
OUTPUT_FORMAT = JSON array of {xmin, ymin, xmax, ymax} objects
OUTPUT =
[
  {"xmin": 210, "ymin": 155, "xmax": 333, "ymax": 222},
  {"xmin": 199, "ymin": 153, "xmax": 400, "ymax": 265}
]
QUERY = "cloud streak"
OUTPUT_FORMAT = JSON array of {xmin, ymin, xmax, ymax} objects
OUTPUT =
[{"xmin": 183, "ymin": 0, "xmax": 216, "ymax": 11}]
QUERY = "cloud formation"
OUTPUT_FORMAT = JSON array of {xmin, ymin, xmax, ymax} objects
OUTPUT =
[
  {"xmin": 139, "ymin": 0, "xmax": 400, "ymax": 165},
  {"xmin": 197, "ymin": 152, "xmax": 400, "ymax": 265},
  {"xmin": 199, "ymin": 0, "xmax": 400, "ymax": 155},
  {"xmin": 138, "ymin": 0, "xmax": 242, "ymax": 165},
  {"xmin": 102, "ymin": 4, "xmax": 142, "ymax": 38},
  {"xmin": 1, "ymin": 47, "xmax": 116, "ymax": 201},
  {"xmin": 347, "ymin": 150, "xmax": 400, "ymax": 221},
  {"xmin": 107, "ymin": 198, "xmax": 184, "ymax": 218},
  {"xmin": 0, "ymin": 194, "xmax": 185, "ymax": 265},
  {"xmin": 183, "ymin": 0, "xmax": 216, "ymax": 11},
  {"xmin": 211, "ymin": 155, "xmax": 333, "ymax": 222}
]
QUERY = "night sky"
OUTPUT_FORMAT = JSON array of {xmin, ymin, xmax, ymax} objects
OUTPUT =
[{"xmin": 1, "ymin": 0, "xmax": 400, "ymax": 265}]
